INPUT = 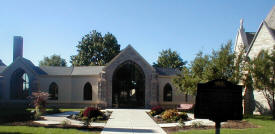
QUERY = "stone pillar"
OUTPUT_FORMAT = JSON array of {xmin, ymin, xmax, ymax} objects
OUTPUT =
[
  {"xmin": 150, "ymin": 73, "xmax": 158, "ymax": 107},
  {"xmin": 98, "ymin": 71, "xmax": 107, "ymax": 108}
]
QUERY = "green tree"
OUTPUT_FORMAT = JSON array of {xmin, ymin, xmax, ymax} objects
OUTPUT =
[
  {"xmin": 251, "ymin": 49, "xmax": 275, "ymax": 119},
  {"xmin": 153, "ymin": 48, "xmax": 186, "ymax": 69},
  {"xmin": 39, "ymin": 54, "xmax": 67, "ymax": 66},
  {"xmin": 172, "ymin": 40, "xmax": 242, "ymax": 96},
  {"xmin": 70, "ymin": 30, "xmax": 120, "ymax": 66}
]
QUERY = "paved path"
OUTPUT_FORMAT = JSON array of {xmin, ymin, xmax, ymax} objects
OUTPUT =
[{"xmin": 101, "ymin": 109, "xmax": 166, "ymax": 134}]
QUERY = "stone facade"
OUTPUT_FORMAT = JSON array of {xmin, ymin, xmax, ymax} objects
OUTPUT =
[
  {"xmin": 234, "ymin": 6, "xmax": 275, "ymax": 114},
  {"xmin": 0, "ymin": 45, "xmax": 193, "ymax": 108}
]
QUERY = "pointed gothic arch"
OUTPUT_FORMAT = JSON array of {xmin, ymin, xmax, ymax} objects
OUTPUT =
[
  {"xmin": 10, "ymin": 68, "xmax": 30, "ymax": 100},
  {"xmin": 49, "ymin": 82, "xmax": 58, "ymax": 100},
  {"xmin": 163, "ymin": 83, "xmax": 172, "ymax": 102},
  {"xmin": 83, "ymin": 82, "xmax": 92, "ymax": 100}
]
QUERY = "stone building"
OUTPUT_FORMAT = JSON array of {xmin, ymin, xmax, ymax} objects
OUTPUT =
[
  {"xmin": 234, "ymin": 6, "xmax": 275, "ymax": 113},
  {"xmin": 0, "ymin": 37, "xmax": 194, "ymax": 108}
]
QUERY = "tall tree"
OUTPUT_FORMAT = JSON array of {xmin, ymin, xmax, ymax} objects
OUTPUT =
[
  {"xmin": 172, "ymin": 51, "xmax": 210, "ymax": 96},
  {"xmin": 153, "ymin": 48, "xmax": 186, "ymax": 69},
  {"xmin": 70, "ymin": 30, "xmax": 120, "ymax": 66},
  {"xmin": 173, "ymin": 40, "xmax": 242, "ymax": 96},
  {"xmin": 251, "ymin": 49, "xmax": 275, "ymax": 119},
  {"xmin": 39, "ymin": 54, "xmax": 67, "ymax": 67}
]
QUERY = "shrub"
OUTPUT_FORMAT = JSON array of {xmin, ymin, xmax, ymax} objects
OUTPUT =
[
  {"xmin": 150, "ymin": 105, "xmax": 164, "ymax": 116},
  {"xmin": 178, "ymin": 112, "xmax": 188, "ymax": 121},
  {"xmin": 83, "ymin": 107, "xmax": 103, "ymax": 118},
  {"xmin": 161, "ymin": 109, "xmax": 188, "ymax": 122},
  {"xmin": 162, "ymin": 109, "xmax": 178, "ymax": 121}
]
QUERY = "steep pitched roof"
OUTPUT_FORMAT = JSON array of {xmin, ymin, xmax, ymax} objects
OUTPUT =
[
  {"xmin": 154, "ymin": 67, "xmax": 180, "ymax": 76},
  {"xmin": 265, "ymin": 5, "xmax": 275, "ymax": 29},
  {"xmin": 104, "ymin": 45, "xmax": 155, "ymax": 71}
]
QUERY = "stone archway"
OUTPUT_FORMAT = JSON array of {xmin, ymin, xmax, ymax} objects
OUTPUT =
[
  {"xmin": 112, "ymin": 61, "xmax": 145, "ymax": 108},
  {"xmin": 10, "ymin": 68, "xmax": 30, "ymax": 100}
]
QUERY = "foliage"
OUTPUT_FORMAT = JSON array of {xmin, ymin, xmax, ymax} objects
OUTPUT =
[
  {"xmin": 29, "ymin": 91, "xmax": 49, "ymax": 119},
  {"xmin": 82, "ymin": 116, "xmax": 92, "ymax": 128},
  {"xmin": 70, "ymin": 30, "xmax": 120, "ymax": 66},
  {"xmin": 83, "ymin": 107, "xmax": 103, "ymax": 119},
  {"xmin": 153, "ymin": 48, "xmax": 186, "ymax": 69},
  {"xmin": 161, "ymin": 109, "xmax": 188, "ymax": 122},
  {"xmin": 150, "ymin": 105, "xmax": 164, "ymax": 116},
  {"xmin": 39, "ymin": 54, "xmax": 67, "ymax": 66},
  {"xmin": 251, "ymin": 48, "xmax": 275, "ymax": 119},
  {"xmin": 173, "ymin": 40, "xmax": 242, "ymax": 95}
]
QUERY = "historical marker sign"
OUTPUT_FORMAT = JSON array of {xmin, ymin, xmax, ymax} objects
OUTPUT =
[{"xmin": 194, "ymin": 79, "xmax": 243, "ymax": 134}]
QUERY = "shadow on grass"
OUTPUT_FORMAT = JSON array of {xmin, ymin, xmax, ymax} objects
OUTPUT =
[{"xmin": 244, "ymin": 115, "xmax": 274, "ymax": 121}]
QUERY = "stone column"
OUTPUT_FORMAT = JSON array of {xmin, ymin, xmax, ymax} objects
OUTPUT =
[
  {"xmin": 150, "ymin": 73, "xmax": 158, "ymax": 107},
  {"xmin": 98, "ymin": 71, "xmax": 107, "ymax": 108}
]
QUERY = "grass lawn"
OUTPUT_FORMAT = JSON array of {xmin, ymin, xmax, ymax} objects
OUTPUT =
[
  {"xmin": 0, "ymin": 126, "xmax": 100, "ymax": 134},
  {"xmin": 172, "ymin": 115, "xmax": 275, "ymax": 134}
]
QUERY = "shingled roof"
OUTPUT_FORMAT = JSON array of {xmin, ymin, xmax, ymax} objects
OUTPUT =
[
  {"xmin": 154, "ymin": 67, "xmax": 180, "ymax": 76},
  {"xmin": 39, "ymin": 66, "xmax": 104, "ymax": 76}
]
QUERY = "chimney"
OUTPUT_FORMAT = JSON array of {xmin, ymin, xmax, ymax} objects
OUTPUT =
[{"xmin": 13, "ymin": 36, "xmax": 23, "ymax": 61}]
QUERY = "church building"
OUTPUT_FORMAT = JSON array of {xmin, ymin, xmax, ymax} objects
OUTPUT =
[
  {"xmin": 234, "ymin": 6, "xmax": 275, "ymax": 113},
  {"xmin": 0, "ymin": 37, "xmax": 193, "ymax": 108}
]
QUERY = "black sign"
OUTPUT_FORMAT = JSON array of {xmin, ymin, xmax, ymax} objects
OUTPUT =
[{"xmin": 194, "ymin": 79, "xmax": 243, "ymax": 122}]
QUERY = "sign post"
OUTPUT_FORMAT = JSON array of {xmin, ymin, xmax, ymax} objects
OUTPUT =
[{"xmin": 194, "ymin": 79, "xmax": 243, "ymax": 134}]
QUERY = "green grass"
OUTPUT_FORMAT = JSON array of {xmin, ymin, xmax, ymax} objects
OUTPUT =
[
  {"xmin": 0, "ymin": 126, "xmax": 100, "ymax": 134},
  {"xmin": 172, "ymin": 115, "xmax": 275, "ymax": 134}
]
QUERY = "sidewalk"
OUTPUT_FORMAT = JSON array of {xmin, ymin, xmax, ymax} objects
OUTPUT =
[{"xmin": 101, "ymin": 109, "xmax": 166, "ymax": 134}]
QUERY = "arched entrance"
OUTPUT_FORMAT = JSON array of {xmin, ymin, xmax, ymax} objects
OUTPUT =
[
  {"xmin": 112, "ymin": 61, "xmax": 145, "ymax": 108},
  {"xmin": 10, "ymin": 68, "xmax": 30, "ymax": 100}
]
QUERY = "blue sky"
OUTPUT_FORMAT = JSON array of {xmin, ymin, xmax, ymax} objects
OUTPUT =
[{"xmin": 0, "ymin": 0, "xmax": 274, "ymax": 66}]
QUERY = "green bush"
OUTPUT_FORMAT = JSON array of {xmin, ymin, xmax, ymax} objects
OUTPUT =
[{"xmin": 161, "ymin": 109, "xmax": 188, "ymax": 122}]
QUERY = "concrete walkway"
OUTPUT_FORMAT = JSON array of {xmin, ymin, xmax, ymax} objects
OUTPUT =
[{"xmin": 101, "ymin": 109, "xmax": 166, "ymax": 134}]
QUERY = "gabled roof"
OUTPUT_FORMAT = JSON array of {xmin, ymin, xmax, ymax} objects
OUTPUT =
[
  {"xmin": 104, "ymin": 45, "xmax": 155, "ymax": 72},
  {"xmin": 2, "ymin": 57, "xmax": 47, "ymax": 75},
  {"xmin": 154, "ymin": 67, "xmax": 180, "ymax": 76},
  {"xmin": 246, "ymin": 21, "xmax": 275, "ymax": 56},
  {"xmin": 265, "ymin": 5, "xmax": 275, "ymax": 29}
]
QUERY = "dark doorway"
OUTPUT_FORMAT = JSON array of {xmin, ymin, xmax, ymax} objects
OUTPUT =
[
  {"xmin": 10, "ymin": 68, "xmax": 30, "ymax": 100},
  {"xmin": 112, "ymin": 61, "xmax": 145, "ymax": 108}
]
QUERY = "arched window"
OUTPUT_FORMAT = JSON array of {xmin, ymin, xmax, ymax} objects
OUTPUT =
[
  {"xmin": 49, "ymin": 82, "xmax": 58, "ymax": 100},
  {"xmin": 163, "ymin": 83, "xmax": 172, "ymax": 102},
  {"xmin": 10, "ymin": 68, "xmax": 30, "ymax": 100},
  {"xmin": 83, "ymin": 82, "xmax": 92, "ymax": 100}
]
